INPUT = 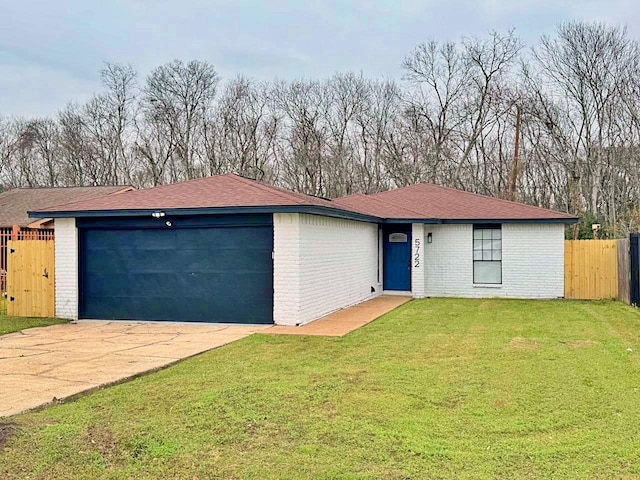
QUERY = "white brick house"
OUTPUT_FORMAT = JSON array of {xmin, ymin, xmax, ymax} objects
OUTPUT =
[{"xmin": 31, "ymin": 174, "xmax": 576, "ymax": 326}]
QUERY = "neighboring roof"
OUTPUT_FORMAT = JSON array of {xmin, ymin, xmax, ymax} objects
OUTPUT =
[
  {"xmin": 333, "ymin": 183, "xmax": 576, "ymax": 222},
  {"xmin": 0, "ymin": 186, "xmax": 133, "ymax": 227},
  {"xmin": 29, "ymin": 174, "xmax": 576, "ymax": 224}
]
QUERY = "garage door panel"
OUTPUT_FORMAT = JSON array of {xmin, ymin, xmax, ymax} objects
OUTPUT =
[
  {"xmin": 84, "ymin": 271, "xmax": 274, "ymax": 299},
  {"xmin": 86, "ymin": 296, "xmax": 184, "ymax": 322},
  {"xmin": 83, "ymin": 273, "xmax": 180, "ymax": 298},
  {"xmin": 172, "ymin": 249, "xmax": 269, "ymax": 272},
  {"xmin": 80, "ymin": 224, "xmax": 273, "ymax": 323}
]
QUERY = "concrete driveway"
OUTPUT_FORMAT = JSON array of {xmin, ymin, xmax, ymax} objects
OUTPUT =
[{"xmin": 0, "ymin": 321, "xmax": 269, "ymax": 417}]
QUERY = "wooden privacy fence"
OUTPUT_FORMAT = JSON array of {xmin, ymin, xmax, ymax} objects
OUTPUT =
[
  {"xmin": 1, "ymin": 226, "xmax": 54, "ymax": 291},
  {"xmin": 564, "ymin": 239, "xmax": 630, "ymax": 301},
  {"xmin": 6, "ymin": 240, "xmax": 55, "ymax": 317}
]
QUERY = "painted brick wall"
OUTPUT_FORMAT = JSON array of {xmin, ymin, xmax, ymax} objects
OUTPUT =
[
  {"xmin": 423, "ymin": 223, "xmax": 564, "ymax": 298},
  {"xmin": 273, "ymin": 213, "xmax": 301, "ymax": 326},
  {"xmin": 54, "ymin": 218, "xmax": 78, "ymax": 319},
  {"xmin": 273, "ymin": 213, "xmax": 380, "ymax": 326}
]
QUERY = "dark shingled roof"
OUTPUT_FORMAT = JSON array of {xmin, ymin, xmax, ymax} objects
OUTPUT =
[
  {"xmin": 33, "ymin": 174, "xmax": 336, "ymax": 213},
  {"xmin": 30, "ymin": 174, "xmax": 575, "ymax": 223},
  {"xmin": 0, "ymin": 186, "xmax": 133, "ymax": 227},
  {"xmin": 333, "ymin": 183, "xmax": 575, "ymax": 221}
]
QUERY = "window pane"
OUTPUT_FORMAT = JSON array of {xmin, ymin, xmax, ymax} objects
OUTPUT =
[
  {"xmin": 474, "ymin": 261, "xmax": 501, "ymax": 284},
  {"xmin": 483, "ymin": 239, "xmax": 492, "ymax": 250},
  {"xmin": 389, "ymin": 233, "xmax": 407, "ymax": 243},
  {"xmin": 473, "ymin": 229, "xmax": 483, "ymax": 240},
  {"xmin": 482, "ymin": 229, "xmax": 492, "ymax": 239},
  {"xmin": 492, "ymin": 239, "xmax": 502, "ymax": 250},
  {"xmin": 473, "ymin": 239, "xmax": 482, "ymax": 250},
  {"xmin": 474, "ymin": 250, "xmax": 483, "ymax": 260},
  {"xmin": 492, "ymin": 249, "xmax": 502, "ymax": 261},
  {"xmin": 483, "ymin": 250, "xmax": 492, "ymax": 260},
  {"xmin": 492, "ymin": 229, "xmax": 501, "ymax": 239}
]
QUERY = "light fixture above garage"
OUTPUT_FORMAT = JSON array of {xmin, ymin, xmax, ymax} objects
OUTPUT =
[{"xmin": 151, "ymin": 211, "xmax": 165, "ymax": 218}]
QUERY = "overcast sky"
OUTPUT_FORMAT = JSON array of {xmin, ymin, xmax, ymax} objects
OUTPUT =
[{"xmin": 1, "ymin": 0, "xmax": 639, "ymax": 117}]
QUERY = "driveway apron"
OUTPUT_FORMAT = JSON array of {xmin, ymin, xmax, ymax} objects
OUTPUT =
[{"xmin": 0, "ymin": 321, "xmax": 269, "ymax": 417}]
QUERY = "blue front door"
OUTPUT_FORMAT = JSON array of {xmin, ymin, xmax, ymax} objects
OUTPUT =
[{"xmin": 383, "ymin": 225, "xmax": 412, "ymax": 291}]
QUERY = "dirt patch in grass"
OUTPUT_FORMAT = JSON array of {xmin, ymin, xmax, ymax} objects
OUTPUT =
[
  {"xmin": 343, "ymin": 369, "xmax": 368, "ymax": 385},
  {"xmin": 559, "ymin": 339, "xmax": 599, "ymax": 348},
  {"xmin": 432, "ymin": 395, "xmax": 464, "ymax": 409},
  {"xmin": 505, "ymin": 337, "xmax": 540, "ymax": 351},
  {"xmin": 83, "ymin": 424, "xmax": 120, "ymax": 463},
  {"xmin": 0, "ymin": 422, "xmax": 16, "ymax": 449}
]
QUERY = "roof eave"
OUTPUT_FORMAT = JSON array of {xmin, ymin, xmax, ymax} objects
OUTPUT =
[
  {"xmin": 383, "ymin": 217, "xmax": 576, "ymax": 224},
  {"xmin": 383, "ymin": 218, "xmax": 441, "ymax": 224},
  {"xmin": 29, "ymin": 207, "xmax": 578, "ymax": 225},
  {"xmin": 29, "ymin": 205, "xmax": 384, "ymax": 224},
  {"xmin": 440, "ymin": 217, "xmax": 578, "ymax": 224}
]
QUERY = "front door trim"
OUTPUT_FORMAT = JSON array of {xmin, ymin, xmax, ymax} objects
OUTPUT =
[{"xmin": 383, "ymin": 224, "xmax": 412, "ymax": 291}]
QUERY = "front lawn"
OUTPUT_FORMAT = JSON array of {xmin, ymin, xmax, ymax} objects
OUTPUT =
[
  {"xmin": 0, "ymin": 295, "xmax": 68, "ymax": 335},
  {"xmin": 0, "ymin": 295, "xmax": 68, "ymax": 334},
  {"xmin": 2, "ymin": 299, "xmax": 640, "ymax": 479},
  {"xmin": 0, "ymin": 314, "xmax": 68, "ymax": 335}
]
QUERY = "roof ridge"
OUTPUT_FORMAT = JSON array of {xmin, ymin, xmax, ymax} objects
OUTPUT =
[
  {"xmin": 371, "ymin": 182, "xmax": 573, "ymax": 218},
  {"xmin": 38, "ymin": 175, "xmax": 229, "ymax": 208},
  {"xmin": 6, "ymin": 185, "xmax": 132, "ymax": 191},
  {"xmin": 413, "ymin": 183, "xmax": 574, "ymax": 217},
  {"xmin": 335, "ymin": 193, "xmax": 366, "ymax": 201},
  {"xmin": 351, "ymin": 192, "xmax": 430, "ymax": 218},
  {"xmin": 227, "ymin": 174, "xmax": 309, "ymax": 205},
  {"xmin": 24, "ymin": 186, "xmax": 141, "ymax": 212},
  {"xmin": 229, "ymin": 174, "xmax": 334, "ymax": 206}
]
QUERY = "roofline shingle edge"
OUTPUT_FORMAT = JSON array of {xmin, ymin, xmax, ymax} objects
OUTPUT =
[{"xmin": 29, "ymin": 205, "xmax": 578, "ymax": 224}]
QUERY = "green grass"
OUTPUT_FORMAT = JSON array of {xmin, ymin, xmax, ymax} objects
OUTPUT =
[
  {"xmin": 0, "ymin": 295, "xmax": 67, "ymax": 335},
  {"xmin": 3, "ymin": 298, "xmax": 640, "ymax": 479},
  {"xmin": 0, "ymin": 315, "xmax": 68, "ymax": 336}
]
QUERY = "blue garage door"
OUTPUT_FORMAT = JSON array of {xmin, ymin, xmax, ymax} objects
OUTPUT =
[{"xmin": 79, "ymin": 216, "xmax": 273, "ymax": 324}]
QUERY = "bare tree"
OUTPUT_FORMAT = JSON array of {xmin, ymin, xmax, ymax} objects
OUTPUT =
[
  {"xmin": 5, "ymin": 23, "xmax": 640, "ymax": 236},
  {"xmin": 531, "ymin": 22, "xmax": 640, "ymax": 229},
  {"xmin": 271, "ymin": 79, "xmax": 330, "ymax": 196},
  {"xmin": 142, "ymin": 60, "xmax": 218, "ymax": 180},
  {"xmin": 204, "ymin": 76, "xmax": 277, "ymax": 181}
]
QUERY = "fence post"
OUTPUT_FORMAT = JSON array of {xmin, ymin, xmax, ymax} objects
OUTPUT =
[
  {"xmin": 11, "ymin": 225, "xmax": 19, "ymax": 241},
  {"xmin": 631, "ymin": 234, "xmax": 640, "ymax": 306}
]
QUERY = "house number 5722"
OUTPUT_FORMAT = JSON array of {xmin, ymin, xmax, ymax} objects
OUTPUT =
[{"xmin": 414, "ymin": 238, "xmax": 421, "ymax": 268}]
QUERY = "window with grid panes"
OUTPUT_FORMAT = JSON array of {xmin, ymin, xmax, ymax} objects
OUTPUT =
[{"xmin": 473, "ymin": 225, "xmax": 501, "ymax": 284}]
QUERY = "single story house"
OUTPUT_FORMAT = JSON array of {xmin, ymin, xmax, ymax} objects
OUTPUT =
[{"xmin": 30, "ymin": 174, "xmax": 577, "ymax": 326}]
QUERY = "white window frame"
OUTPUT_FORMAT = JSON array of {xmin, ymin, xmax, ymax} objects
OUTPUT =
[{"xmin": 473, "ymin": 224, "xmax": 502, "ymax": 285}]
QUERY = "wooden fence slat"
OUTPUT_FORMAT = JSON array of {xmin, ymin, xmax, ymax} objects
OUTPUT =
[
  {"xmin": 564, "ymin": 241, "xmax": 572, "ymax": 298},
  {"xmin": 564, "ymin": 239, "xmax": 619, "ymax": 300},
  {"xmin": 618, "ymin": 238, "xmax": 631, "ymax": 304}
]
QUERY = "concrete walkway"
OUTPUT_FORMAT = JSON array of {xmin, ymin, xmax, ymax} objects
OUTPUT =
[
  {"xmin": 0, "ymin": 321, "xmax": 269, "ymax": 417},
  {"xmin": 268, "ymin": 295, "xmax": 412, "ymax": 337}
]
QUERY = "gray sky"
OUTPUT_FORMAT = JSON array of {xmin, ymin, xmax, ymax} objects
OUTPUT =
[{"xmin": 1, "ymin": 0, "xmax": 638, "ymax": 117}]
